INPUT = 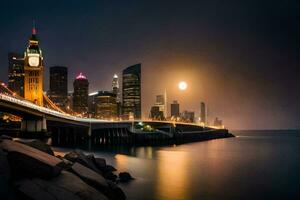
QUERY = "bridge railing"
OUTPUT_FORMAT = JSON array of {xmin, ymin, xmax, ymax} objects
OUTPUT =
[
  {"xmin": 0, "ymin": 93, "xmax": 222, "ymax": 128},
  {"xmin": 0, "ymin": 93, "xmax": 112, "ymax": 123}
]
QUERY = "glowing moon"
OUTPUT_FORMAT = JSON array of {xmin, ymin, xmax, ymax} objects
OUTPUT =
[{"xmin": 178, "ymin": 81, "xmax": 188, "ymax": 90}]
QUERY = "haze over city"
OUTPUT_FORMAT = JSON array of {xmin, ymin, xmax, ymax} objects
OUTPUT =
[{"xmin": 0, "ymin": 0, "xmax": 299, "ymax": 130}]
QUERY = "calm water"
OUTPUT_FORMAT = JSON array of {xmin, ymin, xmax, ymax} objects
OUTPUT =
[{"xmin": 53, "ymin": 130, "xmax": 300, "ymax": 200}]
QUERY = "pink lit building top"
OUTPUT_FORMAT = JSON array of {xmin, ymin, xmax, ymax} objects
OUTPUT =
[{"xmin": 76, "ymin": 72, "xmax": 87, "ymax": 80}]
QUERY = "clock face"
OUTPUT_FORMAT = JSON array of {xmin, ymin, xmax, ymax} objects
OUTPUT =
[{"xmin": 28, "ymin": 56, "xmax": 40, "ymax": 67}]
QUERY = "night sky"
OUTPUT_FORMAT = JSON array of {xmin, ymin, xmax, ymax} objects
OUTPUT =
[{"xmin": 0, "ymin": 0, "xmax": 299, "ymax": 130}]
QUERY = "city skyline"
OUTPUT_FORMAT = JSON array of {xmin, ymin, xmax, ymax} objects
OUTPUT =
[{"xmin": 0, "ymin": 1, "xmax": 299, "ymax": 129}]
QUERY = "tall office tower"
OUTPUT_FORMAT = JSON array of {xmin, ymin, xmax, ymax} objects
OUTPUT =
[
  {"xmin": 122, "ymin": 64, "xmax": 141, "ymax": 119},
  {"xmin": 112, "ymin": 74, "xmax": 120, "ymax": 102},
  {"xmin": 151, "ymin": 94, "xmax": 166, "ymax": 120},
  {"xmin": 8, "ymin": 53, "xmax": 25, "ymax": 97},
  {"xmin": 24, "ymin": 25, "xmax": 44, "ymax": 106},
  {"xmin": 112, "ymin": 74, "xmax": 121, "ymax": 117},
  {"xmin": 88, "ymin": 91, "xmax": 98, "ymax": 118},
  {"xmin": 73, "ymin": 73, "xmax": 89, "ymax": 116},
  {"xmin": 200, "ymin": 101, "xmax": 206, "ymax": 125},
  {"xmin": 171, "ymin": 100, "xmax": 180, "ymax": 118},
  {"xmin": 66, "ymin": 91, "xmax": 73, "ymax": 111},
  {"xmin": 95, "ymin": 91, "xmax": 118, "ymax": 119},
  {"xmin": 49, "ymin": 66, "xmax": 68, "ymax": 109}
]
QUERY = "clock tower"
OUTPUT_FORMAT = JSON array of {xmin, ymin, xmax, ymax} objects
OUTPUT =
[{"xmin": 24, "ymin": 25, "xmax": 44, "ymax": 106}]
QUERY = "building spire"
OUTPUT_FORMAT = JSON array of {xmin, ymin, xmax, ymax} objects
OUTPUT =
[{"xmin": 32, "ymin": 20, "xmax": 37, "ymax": 35}]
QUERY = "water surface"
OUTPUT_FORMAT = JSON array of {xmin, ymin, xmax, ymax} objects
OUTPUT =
[{"xmin": 53, "ymin": 130, "xmax": 300, "ymax": 200}]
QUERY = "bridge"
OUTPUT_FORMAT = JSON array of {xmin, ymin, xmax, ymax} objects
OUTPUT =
[{"xmin": 0, "ymin": 82, "xmax": 231, "ymax": 146}]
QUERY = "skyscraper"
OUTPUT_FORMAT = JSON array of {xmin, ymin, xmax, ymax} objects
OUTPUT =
[
  {"xmin": 171, "ymin": 100, "xmax": 180, "ymax": 118},
  {"xmin": 88, "ymin": 91, "xmax": 98, "ymax": 118},
  {"xmin": 112, "ymin": 74, "xmax": 121, "ymax": 117},
  {"xmin": 24, "ymin": 25, "xmax": 44, "ymax": 106},
  {"xmin": 49, "ymin": 66, "xmax": 68, "ymax": 109},
  {"xmin": 112, "ymin": 74, "xmax": 120, "ymax": 102},
  {"xmin": 8, "ymin": 53, "xmax": 24, "ymax": 97},
  {"xmin": 95, "ymin": 91, "xmax": 117, "ymax": 119},
  {"xmin": 122, "ymin": 64, "xmax": 141, "ymax": 119},
  {"xmin": 200, "ymin": 102, "xmax": 206, "ymax": 125},
  {"xmin": 150, "ymin": 94, "xmax": 166, "ymax": 120},
  {"xmin": 73, "ymin": 73, "xmax": 89, "ymax": 116}
]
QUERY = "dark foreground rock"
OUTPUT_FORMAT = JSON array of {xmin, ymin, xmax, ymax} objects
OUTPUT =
[
  {"xmin": 15, "ymin": 171, "xmax": 108, "ymax": 200},
  {"xmin": 119, "ymin": 172, "xmax": 134, "ymax": 183},
  {"xmin": 71, "ymin": 162, "xmax": 125, "ymax": 200},
  {"xmin": 64, "ymin": 150, "xmax": 101, "ymax": 173},
  {"xmin": 0, "ymin": 135, "xmax": 13, "ymax": 141},
  {"xmin": 15, "ymin": 178, "xmax": 81, "ymax": 200},
  {"xmin": 71, "ymin": 162, "xmax": 109, "ymax": 190},
  {"xmin": 0, "ymin": 138, "xmax": 128, "ymax": 200},
  {"xmin": 95, "ymin": 157, "xmax": 107, "ymax": 169},
  {"xmin": 18, "ymin": 140, "xmax": 55, "ymax": 156},
  {"xmin": 0, "ymin": 139, "xmax": 63, "ymax": 179}
]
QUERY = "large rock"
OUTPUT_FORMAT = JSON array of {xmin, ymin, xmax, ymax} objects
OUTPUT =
[
  {"xmin": 15, "ymin": 179, "xmax": 54, "ymax": 200},
  {"xmin": 0, "ymin": 135, "xmax": 13, "ymax": 141},
  {"xmin": 106, "ymin": 180, "xmax": 126, "ymax": 200},
  {"xmin": 14, "ymin": 173, "xmax": 107, "ymax": 200},
  {"xmin": 71, "ymin": 162, "xmax": 108, "ymax": 188},
  {"xmin": 18, "ymin": 140, "xmax": 54, "ymax": 156},
  {"xmin": 50, "ymin": 171, "xmax": 108, "ymax": 200},
  {"xmin": 118, "ymin": 172, "xmax": 134, "ymax": 183},
  {"xmin": 94, "ymin": 157, "xmax": 107, "ymax": 169},
  {"xmin": 0, "ymin": 140, "xmax": 63, "ymax": 179},
  {"xmin": 64, "ymin": 150, "xmax": 100, "ymax": 173},
  {"xmin": 0, "ymin": 149, "xmax": 10, "ymax": 180},
  {"xmin": 0, "ymin": 149, "xmax": 16, "ymax": 200},
  {"xmin": 71, "ymin": 162, "xmax": 117, "ymax": 198},
  {"xmin": 103, "ymin": 171, "xmax": 117, "ymax": 182},
  {"xmin": 86, "ymin": 154, "xmax": 96, "ymax": 162}
]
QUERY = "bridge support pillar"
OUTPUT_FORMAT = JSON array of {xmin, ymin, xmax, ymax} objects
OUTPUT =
[{"xmin": 21, "ymin": 115, "xmax": 47, "ymax": 133}]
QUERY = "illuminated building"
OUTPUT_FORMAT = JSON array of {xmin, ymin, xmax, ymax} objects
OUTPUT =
[
  {"xmin": 122, "ymin": 64, "xmax": 141, "ymax": 119},
  {"xmin": 200, "ymin": 102, "xmax": 206, "ymax": 125},
  {"xmin": 150, "ymin": 105, "xmax": 164, "ymax": 120},
  {"xmin": 8, "ymin": 53, "xmax": 25, "ymax": 97},
  {"xmin": 171, "ymin": 100, "xmax": 180, "ymax": 118},
  {"xmin": 49, "ymin": 66, "xmax": 68, "ymax": 109},
  {"xmin": 88, "ymin": 92, "xmax": 98, "ymax": 117},
  {"xmin": 112, "ymin": 74, "xmax": 120, "ymax": 102},
  {"xmin": 66, "ymin": 91, "xmax": 73, "ymax": 112},
  {"xmin": 95, "ymin": 91, "xmax": 117, "ymax": 119},
  {"xmin": 24, "ymin": 26, "xmax": 44, "ymax": 106},
  {"xmin": 112, "ymin": 74, "xmax": 121, "ymax": 118},
  {"xmin": 150, "ymin": 94, "xmax": 166, "ymax": 120},
  {"xmin": 73, "ymin": 73, "xmax": 89, "ymax": 115},
  {"xmin": 181, "ymin": 111, "xmax": 195, "ymax": 123},
  {"xmin": 214, "ymin": 117, "xmax": 223, "ymax": 128}
]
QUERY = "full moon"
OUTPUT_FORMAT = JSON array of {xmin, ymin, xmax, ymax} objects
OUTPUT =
[{"xmin": 178, "ymin": 81, "xmax": 188, "ymax": 90}]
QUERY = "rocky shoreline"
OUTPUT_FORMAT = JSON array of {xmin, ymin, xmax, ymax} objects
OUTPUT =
[{"xmin": 0, "ymin": 136, "xmax": 133, "ymax": 200}]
